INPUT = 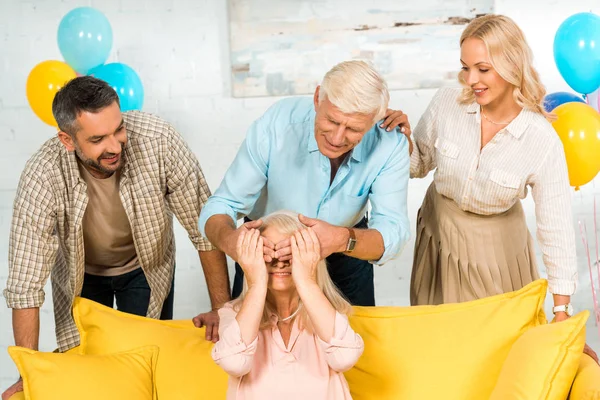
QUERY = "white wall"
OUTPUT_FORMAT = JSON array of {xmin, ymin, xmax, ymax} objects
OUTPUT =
[{"xmin": 1, "ymin": 0, "xmax": 600, "ymax": 388}]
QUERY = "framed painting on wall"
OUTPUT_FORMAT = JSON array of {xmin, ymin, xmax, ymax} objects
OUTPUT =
[{"xmin": 228, "ymin": 0, "xmax": 494, "ymax": 97}]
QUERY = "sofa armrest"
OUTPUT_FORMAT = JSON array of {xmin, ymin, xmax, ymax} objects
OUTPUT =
[{"xmin": 568, "ymin": 354, "xmax": 600, "ymax": 399}]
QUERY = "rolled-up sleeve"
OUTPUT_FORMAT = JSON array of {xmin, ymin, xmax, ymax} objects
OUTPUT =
[
  {"xmin": 4, "ymin": 172, "xmax": 58, "ymax": 308},
  {"xmin": 368, "ymin": 135, "xmax": 411, "ymax": 265},
  {"xmin": 211, "ymin": 306, "xmax": 258, "ymax": 377},
  {"xmin": 316, "ymin": 312, "xmax": 364, "ymax": 373},
  {"xmin": 530, "ymin": 140, "xmax": 578, "ymax": 295},
  {"xmin": 198, "ymin": 111, "xmax": 273, "ymax": 236}
]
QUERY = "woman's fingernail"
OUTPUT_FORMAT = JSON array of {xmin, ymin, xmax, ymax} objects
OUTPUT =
[{"xmin": 386, "ymin": 128, "xmax": 391, "ymax": 132}]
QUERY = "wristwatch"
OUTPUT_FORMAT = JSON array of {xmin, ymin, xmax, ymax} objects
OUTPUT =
[
  {"xmin": 552, "ymin": 303, "xmax": 574, "ymax": 317},
  {"xmin": 345, "ymin": 228, "xmax": 357, "ymax": 253}
]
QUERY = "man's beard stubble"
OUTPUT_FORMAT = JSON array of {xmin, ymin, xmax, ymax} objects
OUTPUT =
[{"xmin": 74, "ymin": 142, "xmax": 125, "ymax": 178}]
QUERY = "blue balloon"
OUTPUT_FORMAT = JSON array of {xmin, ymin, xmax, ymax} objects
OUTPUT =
[
  {"xmin": 90, "ymin": 63, "xmax": 144, "ymax": 111},
  {"xmin": 554, "ymin": 12, "xmax": 600, "ymax": 94},
  {"xmin": 543, "ymin": 91, "xmax": 585, "ymax": 113},
  {"xmin": 58, "ymin": 7, "xmax": 113, "ymax": 74}
]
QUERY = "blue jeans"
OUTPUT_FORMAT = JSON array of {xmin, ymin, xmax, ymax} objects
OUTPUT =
[
  {"xmin": 232, "ymin": 217, "xmax": 375, "ymax": 306},
  {"xmin": 80, "ymin": 267, "xmax": 174, "ymax": 319}
]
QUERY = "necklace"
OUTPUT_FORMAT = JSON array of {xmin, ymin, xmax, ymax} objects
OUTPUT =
[
  {"xmin": 480, "ymin": 106, "xmax": 513, "ymax": 125},
  {"xmin": 278, "ymin": 302, "xmax": 303, "ymax": 322}
]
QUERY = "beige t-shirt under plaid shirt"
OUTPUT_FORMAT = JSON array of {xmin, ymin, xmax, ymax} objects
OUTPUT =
[{"xmin": 4, "ymin": 111, "xmax": 214, "ymax": 351}]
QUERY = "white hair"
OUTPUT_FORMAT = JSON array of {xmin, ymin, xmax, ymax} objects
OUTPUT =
[{"xmin": 319, "ymin": 60, "xmax": 390, "ymax": 122}]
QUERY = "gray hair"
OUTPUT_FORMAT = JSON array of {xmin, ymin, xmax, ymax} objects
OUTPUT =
[
  {"xmin": 319, "ymin": 60, "xmax": 390, "ymax": 122},
  {"xmin": 52, "ymin": 76, "xmax": 120, "ymax": 136}
]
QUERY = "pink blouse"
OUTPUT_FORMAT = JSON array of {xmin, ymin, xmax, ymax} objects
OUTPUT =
[{"xmin": 212, "ymin": 304, "xmax": 364, "ymax": 399}]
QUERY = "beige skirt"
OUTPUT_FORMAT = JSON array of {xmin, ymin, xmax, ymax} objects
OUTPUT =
[{"xmin": 410, "ymin": 183, "xmax": 539, "ymax": 305}]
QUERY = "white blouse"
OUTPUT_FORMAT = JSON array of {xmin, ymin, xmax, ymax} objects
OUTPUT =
[{"xmin": 410, "ymin": 87, "xmax": 577, "ymax": 295}]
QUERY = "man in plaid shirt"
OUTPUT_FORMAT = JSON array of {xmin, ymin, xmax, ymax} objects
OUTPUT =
[{"xmin": 2, "ymin": 76, "xmax": 229, "ymax": 399}]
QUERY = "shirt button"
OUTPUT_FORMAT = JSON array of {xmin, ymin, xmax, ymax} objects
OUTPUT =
[{"xmin": 468, "ymin": 177, "xmax": 473, "ymax": 181}]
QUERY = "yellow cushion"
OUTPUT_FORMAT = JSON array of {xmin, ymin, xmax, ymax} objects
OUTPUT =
[
  {"xmin": 345, "ymin": 279, "xmax": 547, "ymax": 400},
  {"xmin": 64, "ymin": 346, "xmax": 80, "ymax": 354},
  {"xmin": 73, "ymin": 297, "xmax": 228, "ymax": 400},
  {"xmin": 569, "ymin": 352, "xmax": 600, "ymax": 399},
  {"xmin": 5, "ymin": 346, "xmax": 90, "ymax": 400},
  {"xmin": 490, "ymin": 311, "xmax": 588, "ymax": 400},
  {"xmin": 8, "ymin": 345, "xmax": 157, "ymax": 400}
]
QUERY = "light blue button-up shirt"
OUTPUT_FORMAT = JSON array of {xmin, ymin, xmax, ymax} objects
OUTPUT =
[{"xmin": 199, "ymin": 97, "xmax": 410, "ymax": 264}]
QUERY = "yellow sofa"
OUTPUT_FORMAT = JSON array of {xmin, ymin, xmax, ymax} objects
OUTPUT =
[{"xmin": 6, "ymin": 280, "xmax": 600, "ymax": 399}]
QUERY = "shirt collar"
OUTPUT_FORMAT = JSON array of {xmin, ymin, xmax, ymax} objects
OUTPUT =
[
  {"xmin": 67, "ymin": 141, "xmax": 131, "ymax": 189},
  {"xmin": 67, "ymin": 150, "xmax": 83, "ymax": 189},
  {"xmin": 350, "ymin": 134, "xmax": 365, "ymax": 162},
  {"xmin": 466, "ymin": 102, "xmax": 532, "ymax": 139},
  {"xmin": 307, "ymin": 131, "xmax": 319, "ymax": 153}
]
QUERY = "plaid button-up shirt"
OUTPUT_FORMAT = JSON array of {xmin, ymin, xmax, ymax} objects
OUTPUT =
[{"xmin": 4, "ymin": 111, "xmax": 214, "ymax": 351}]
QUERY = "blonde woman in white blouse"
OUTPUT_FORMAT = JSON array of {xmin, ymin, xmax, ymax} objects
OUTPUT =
[
  {"xmin": 401, "ymin": 13, "xmax": 594, "ymax": 351},
  {"xmin": 404, "ymin": 14, "xmax": 598, "ymax": 362}
]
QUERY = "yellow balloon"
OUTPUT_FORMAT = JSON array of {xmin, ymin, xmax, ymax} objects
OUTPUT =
[
  {"xmin": 551, "ymin": 102, "xmax": 600, "ymax": 189},
  {"xmin": 26, "ymin": 60, "xmax": 77, "ymax": 127}
]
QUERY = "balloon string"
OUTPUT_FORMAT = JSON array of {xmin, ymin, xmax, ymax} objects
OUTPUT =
[
  {"xmin": 595, "ymin": 197, "xmax": 600, "ymax": 327},
  {"xmin": 579, "ymin": 220, "xmax": 600, "ymax": 340}
]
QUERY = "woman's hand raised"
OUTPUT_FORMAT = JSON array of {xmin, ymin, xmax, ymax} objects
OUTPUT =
[
  {"xmin": 291, "ymin": 228, "xmax": 321, "ymax": 287},
  {"xmin": 237, "ymin": 229, "xmax": 267, "ymax": 288}
]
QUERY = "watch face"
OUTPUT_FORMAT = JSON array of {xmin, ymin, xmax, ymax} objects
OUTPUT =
[
  {"xmin": 348, "ymin": 239, "xmax": 357, "ymax": 251},
  {"xmin": 566, "ymin": 304, "xmax": 574, "ymax": 316}
]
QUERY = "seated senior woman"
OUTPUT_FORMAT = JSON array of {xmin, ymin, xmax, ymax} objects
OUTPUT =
[{"xmin": 212, "ymin": 211, "xmax": 364, "ymax": 399}]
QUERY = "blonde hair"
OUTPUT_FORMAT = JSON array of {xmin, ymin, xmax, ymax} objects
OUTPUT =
[
  {"xmin": 319, "ymin": 60, "xmax": 390, "ymax": 123},
  {"xmin": 231, "ymin": 210, "xmax": 352, "ymax": 331},
  {"xmin": 457, "ymin": 14, "xmax": 551, "ymax": 119}
]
